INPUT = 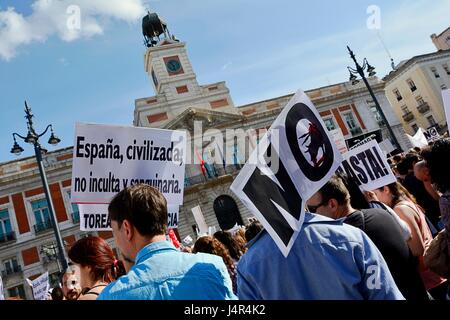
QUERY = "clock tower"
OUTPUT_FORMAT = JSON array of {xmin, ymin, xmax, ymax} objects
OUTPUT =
[{"xmin": 134, "ymin": 12, "xmax": 239, "ymax": 128}]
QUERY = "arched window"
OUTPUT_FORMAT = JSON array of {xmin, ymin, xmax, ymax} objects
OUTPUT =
[{"xmin": 213, "ymin": 195, "xmax": 243, "ymax": 230}]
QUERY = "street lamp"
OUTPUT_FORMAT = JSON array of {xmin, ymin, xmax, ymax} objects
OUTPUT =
[
  {"xmin": 346, "ymin": 46, "xmax": 402, "ymax": 153},
  {"xmin": 10, "ymin": 101, "xmax": 68, "ymax": 273}
]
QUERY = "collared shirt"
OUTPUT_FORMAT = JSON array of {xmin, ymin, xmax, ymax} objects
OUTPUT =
[
  {"xmin": 237, "ymin": 212, "xmax": 404, "ymax": 300},
  {"xmin": 98, "ymin": 241, "xmax": 236, "ymax": 300}
]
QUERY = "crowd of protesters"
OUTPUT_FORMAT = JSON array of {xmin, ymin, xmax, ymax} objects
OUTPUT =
[{"xmin": 40, "ymin": 138, "xmax": 449, "ymax": 300}]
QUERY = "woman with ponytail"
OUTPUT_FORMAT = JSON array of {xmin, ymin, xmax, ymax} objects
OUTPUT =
[{"xmin": 68, "ymin": 236, "xmax": 126, "ymax": 300}]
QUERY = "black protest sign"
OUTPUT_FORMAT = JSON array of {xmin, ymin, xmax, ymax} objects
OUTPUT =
[
  {"xmin": 231, "ymin": 90, "xmax": 342, "ymax": 256},
  {"xmin": 337, "ymin": 140, "xmax": 396, "ymax": 191}
]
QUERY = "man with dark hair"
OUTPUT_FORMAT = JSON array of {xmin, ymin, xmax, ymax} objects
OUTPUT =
[
  {"xmin": 98, "ymin": 184, "xmax": 235, "ymax": 300},
  {"xmin": 400, "ymin": 153, "xmax": 441, "ymax": 230},
  {"xmin": 306, "ymin": 175, "xmax": 429, "ymax": 300}
]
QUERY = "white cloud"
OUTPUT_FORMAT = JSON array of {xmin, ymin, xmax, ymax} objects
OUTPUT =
[{"xmin": 0, "ymin": 0, "xmax": 147, "ymax": 61}]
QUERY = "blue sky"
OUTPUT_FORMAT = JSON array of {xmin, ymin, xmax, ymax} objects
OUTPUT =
[{"xmin": 0, "ymin": 0, "xmax": 448, "ymax": 163}]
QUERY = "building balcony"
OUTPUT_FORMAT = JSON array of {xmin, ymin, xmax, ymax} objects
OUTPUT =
[
  {"xmin": 0, "ymin": 231, "xmax": 16, "ymax": 243},
  {"xmin": 1, "ymin": 265, "xmax": 22, "ymax": 278},
  {"xmin": 185, "ymin": 165, "xmax": 241, "ymax": 187},
  {"xmin": 72, "ymin": 211, "xmax": 80, "ymax": 224},
  {"xmin": 402, "ymin": 111, "xmax": 415, "ymax": 122},
  {"xmin": 350, "ymin": 127, "xmax": 363, "ymax": 136},
  {"xmin": 417, "ymin": 102, "xmax": 430, "ymax": 114},
  {"xmin": 34, "ymin": 219, "xmax": 53, "ymax": 234}
]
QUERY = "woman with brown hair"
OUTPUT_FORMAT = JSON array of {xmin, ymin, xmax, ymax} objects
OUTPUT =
[
  {"xmin": 68, "ymin": 236, "xmax": 126, "ymax": 300},
  {"xmin": 371, "ymin": 182, "xmax": 448, "ymax": 300},
  {"xmin": 193, "ymin": 236, "xmax": 237, "ymax": 294}
]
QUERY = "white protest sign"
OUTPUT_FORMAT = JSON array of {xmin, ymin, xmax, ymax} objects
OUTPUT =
[
  {"xmin": 28, "ymin": 272, "xmax": 49, "ymax": 300},
  {"xmin": 182, "ymin": 235, "xmax": 193, "ymax": 246},
  {"xmin": 337, "ymin": 139, "xmax": 396, "ymax": 191},
  {"xmin": 231, "ymin": 89, "xmax": 343, "ymax": 257},
  {"xmin": 407, "ymin": 128, "xmax": 428, "ymax": 148},
  {"xmin": 329, "ymin": 128, "xmax": 348, "ymax": 154},
  {"xmin": 191, "ymin": 205, "xmax": 209, "ymax": 235},
  {"xmin": 78, "ymin": 203, "xmax": 180, "ymax": 231},
  {"xmin": 443, "ymin": 89, "xmax": 450, "ymax": 131},
  {"xmin": 78, "ymin": 203, "xmax": 110, "ymax": 231},
  {"xmin": 71, "ymin": 123, "xmax": 186, "ymax": 205},
  {"xmin": 167, "ymin": 205, "xmax": 179, "ymax": 229},
  {"xmin": 0, "ymin": 275, "xmax": 4, "ymax": 300},
  {"xmin": 349, "ymin": 134, "xmax": 377, "ymax": 150},
  {"xmin": 424, "ymin": 127, "xmax": 440, "ymax": 143}
]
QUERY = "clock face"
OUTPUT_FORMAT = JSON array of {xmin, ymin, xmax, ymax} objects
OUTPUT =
[{"xmin": 166, "ymin": 59, "xmax": 182, "ymax": 73}]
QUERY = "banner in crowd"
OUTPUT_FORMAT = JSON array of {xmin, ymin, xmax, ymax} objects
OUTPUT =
[
  {"xmin": 443, "ymin": 89, "xmax": 450, "ymax": 130},
  {"xmin": 337, "ymin": 139, "xmax": 396, "ymax": 191},
  {"xmin": 71, "ymin": 123, "xmax": 187, "ymax": 231},
  {"xmin": 191, "ymin": 205, "xmax": 209, "ymax": 235},
  {"xmin": 0, "ymin": 275, "xmax": 4, "ymax": 300},
  {"xmin": 26, "ymin": 272, "xmax": 49, "ymax": 300},
  {"xmin": 231, "ymin": 90, "xmax": 342, "ymax": 257},
  {"xmin": 424, "ymin": 127, "xmax": 440, "ymax": 143},
  {"xmin": 329, "ymin": 128, "xmax": 348, "ymax": 154}
]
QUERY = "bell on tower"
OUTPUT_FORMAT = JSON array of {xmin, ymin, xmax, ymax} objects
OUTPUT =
[{"xmin": 142, "ymin": 12, "xmax": 179, "ymax": 47}]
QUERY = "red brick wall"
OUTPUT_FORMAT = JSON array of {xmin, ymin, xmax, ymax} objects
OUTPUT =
[
  {"xmin": 12, "ymin": 193, "xmax": 30, "ymax": 234},
  {"xmin": 25, "ymin": 187, "xmax": 44, "ymax": 198},
  {"xmin": 147, "ymin": 112, "xmax": 168, "ymax": 123},
  {"xmin": 0, "ymin": 196, "xmax": 9, "ymax": 205},
  {"xmin": 62, "ymin": 179, "xmax": 71, "ymax": 188},
  {"xmin": 319, "ymin": 110, "xmax": 332, "ymax": 117},
  {"xmin": 22, "ymin": 247, "xmax": 40, "ymax": 266},
  {"xmin": 176, "ymin": 85, "xmax": 189, "ymax": 94},
  {"xmin": 210, "ymin": 99, "xmax": 229, "ymax": 109},
  {"xmin": 50, "ymin": 183, "xmax": 68, "ymax": 222},
  {"xmin": 57, "ymin": 154, "xmax": 72, "ymax": 161}
]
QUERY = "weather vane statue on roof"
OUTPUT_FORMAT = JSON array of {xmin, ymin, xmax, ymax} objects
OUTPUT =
[{"xmin": 142, "ymin": 11, "xmax": 178, "ymax": 47}]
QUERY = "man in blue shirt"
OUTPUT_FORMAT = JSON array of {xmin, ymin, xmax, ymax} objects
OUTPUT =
[
  {"xmin": 237, "ymin": 212, "xmax": 404, "ymax": 300},
  {"xmin": 97, "ymin": 184, "xmax": 236, "ymax": 300}
]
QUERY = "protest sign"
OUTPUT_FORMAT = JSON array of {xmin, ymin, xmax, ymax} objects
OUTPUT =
[
  {"xmin": 0, "ymin": 275, "xmax": 4, "ymax": 300},
  {"xmin": 231, "ymin": 89, "xmax": 342, "ymax": 257},
  {"xmin": 329, "ymin": 128, "xmax": 348, "ymax": 154},
  {"xmin": 71, "ymin": 123, "xmax": 186, "ymax": 231},
  {"xmin": 167, "ymin": 205, "xmax": 179, "ymax": 229},
  {"xmin": 349, "ymin": 134, "xmax": 377, "ymax": 150},
  {"xmin": 407, "ymin": 128, "xmax": 428, "ymax": 148},
  {"xmin": 71, "ymin": 123, "xmax": 186, "ymax": 205},
  {"xmin": 191, "ymin": 205, "xmax": 209, "ymax": 235},
  {"xmin": 424, "ymin": 127, "xmax": 440, "ymax": 143},
  {"xmin": 28, "ymin": 272, "xmax": 49, "ymax": 300},
  {"xmin": 443, "ymin": 89, "xmax": 450, "ymax": 131},
  {"xmin": 182, "ymin": 235, "xmax": 193, "ymax": 246},
  {"xmin": 337, "ymin": 139, "xmax": 396, "ymax": 191}
]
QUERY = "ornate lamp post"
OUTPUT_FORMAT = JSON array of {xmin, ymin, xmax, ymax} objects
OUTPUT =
[
  {"xmin": 10, "ymin": 101, "xmax": 68, "ymax": 273},
  {"xmin": 346, "ymin": 46, "xmax": 401, "ymax": 152}
]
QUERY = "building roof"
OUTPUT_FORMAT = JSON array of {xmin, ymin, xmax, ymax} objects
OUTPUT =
[{"xmin": 383, "ymin": 49, "xmax": 450, "ymax": 82}]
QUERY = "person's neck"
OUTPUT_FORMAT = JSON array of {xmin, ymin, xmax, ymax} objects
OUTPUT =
[
  {"xmin": 334, "ymin": 204, "xmax": 355, "ymax": 219},
  {"xmin": 133, "ymin": 234, "xmax": 167, "ymax": 258}
]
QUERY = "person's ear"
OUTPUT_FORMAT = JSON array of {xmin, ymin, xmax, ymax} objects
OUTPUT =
[
  {"xmin": 122, "ymin": 219, "xmax": 134, "ymax": 241},
  {"xmin": 329, "ymin": 199, "xmax": 339, "ymax": 211}
]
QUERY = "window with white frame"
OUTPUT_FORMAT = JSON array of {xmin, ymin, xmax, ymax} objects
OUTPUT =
[
  {"xmin": 323, "ymin": 118, "xmax": 336, "ymax": 131},
  {"xmin": 343, "ymin": 112, "xmax": 362, "ymax": 135},
  {"xmin": 416, "ymin": 96, "xmax": 425, "ymax": 106},
  {"xmin": 411, "ymin": 124, "xmax": 419, "ymax": 133},
  {"xmin": 401, "ymin": 105, "xmax": 410, "ymax": 114},
  {"xmin": 66, "ymin": 190, "xmax": 80, "ymax": 223},
  {"xmin": 3, "ymin": 257, "xmax": 20, "ymax": 275},
  {"xmin": 7, "ymin": 285, "xmax": 26, "ymax": 299},
  {"xmin": 0, "ymin": 208, "xmax": 13, "ymax": 242},
  {"xmin": 31, "ymin": 199, "xmax": 51, "ymax": 232}
]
